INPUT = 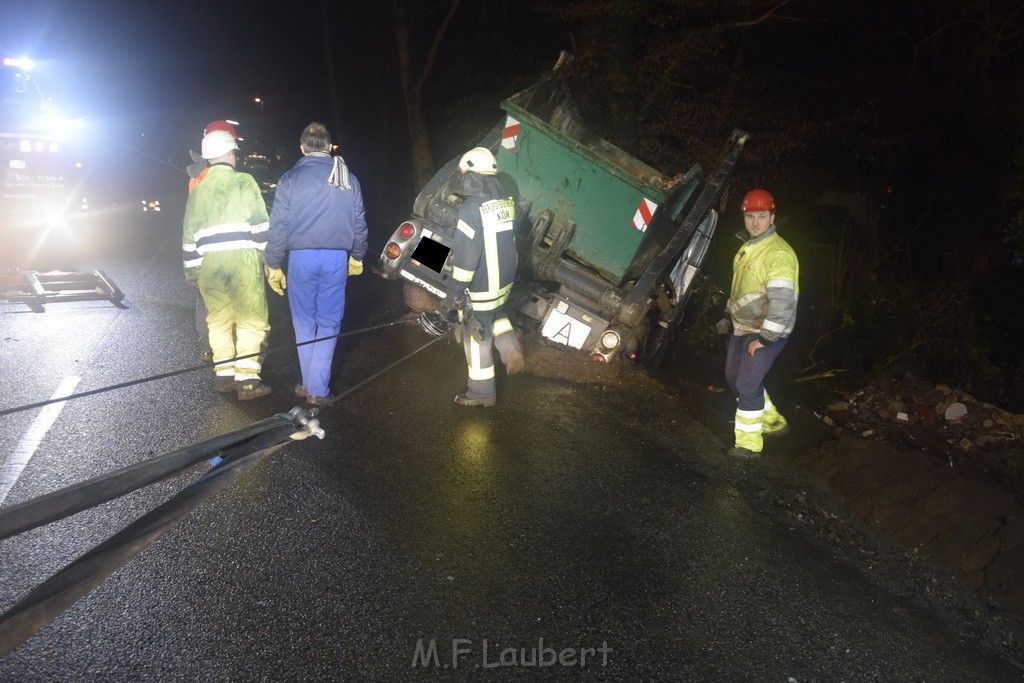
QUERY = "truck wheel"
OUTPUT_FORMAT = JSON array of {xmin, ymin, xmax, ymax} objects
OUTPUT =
[{"xmin": 403, "ymin": 283, "xmax": 442, "ymax": 314}]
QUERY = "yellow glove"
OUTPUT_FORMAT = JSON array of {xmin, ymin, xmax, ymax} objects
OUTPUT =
[
  {"xmin": 348, "ymin": 256, "xmax": 364, "ymax": 276},
  {"xmin": 264, "ymin": 265, "xmax": 287, "ymax": 296}
]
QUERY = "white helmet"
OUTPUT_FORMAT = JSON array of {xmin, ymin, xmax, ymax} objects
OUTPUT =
[
  {"xmin": 458, "ymin": 147, "xmax": 497, "ymax": 175},
  {"xmin": 201, "ymin": 129, "xmax": 239, "ymax": 160}
]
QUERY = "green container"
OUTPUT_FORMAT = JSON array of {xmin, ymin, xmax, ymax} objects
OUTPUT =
[{"xmin": 498, "ymin": 89, "xmax": 675, "ymax": 285}]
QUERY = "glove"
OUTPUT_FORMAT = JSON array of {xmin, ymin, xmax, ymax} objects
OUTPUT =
[
  {"xmin": 264, "ymin": 265, "xmax": 287, "ymax": 296},
  {"xmin": 716, "ymin": 318, "xmax": 732, "ymax": 335},
  {"xmin": 348, "ymin": 256, "xmax": 363, "ymax": 276}
]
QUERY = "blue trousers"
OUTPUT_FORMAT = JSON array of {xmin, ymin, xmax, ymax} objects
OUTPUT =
[
  {"xmin": 287, "ymin": 249, "xmax": 348, "ymax": 398},
  {"xmin": 725, "ymin": 334, "xmax": 788, "ymax": 452}
]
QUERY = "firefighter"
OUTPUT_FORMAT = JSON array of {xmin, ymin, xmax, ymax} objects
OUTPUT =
[
  {"xmin": 446, "ymin": 146, "xmax": 524, "ymax": 407},
  {"xmin": 183, "ymin": 129, "xmax": 272, "ymax": 400},
  {"xmin": 717, "ymin": 188, "xmax": 799, "ymax": 458}
]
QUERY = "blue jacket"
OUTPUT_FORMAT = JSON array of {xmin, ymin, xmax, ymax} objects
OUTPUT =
[{"xmin": 265, "ymin": 154, "xmax": 368, "ymax": 268}]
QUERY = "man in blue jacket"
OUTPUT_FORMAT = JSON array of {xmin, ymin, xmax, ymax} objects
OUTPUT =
[{"xmin": 264, "ymin": 122, "xmax": 368, "ymax": 405}]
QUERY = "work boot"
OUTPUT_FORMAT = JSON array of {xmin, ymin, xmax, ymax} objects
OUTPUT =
[
  {"xmin": 213, "ymin": 375, "xmax": 235, "ymax": 393},
  {"xmin": 454, "ymin": 393, "xmax": 496, "ymax": 407},
  {"xmin": 201, "ymin": 351, "xmax": 214, "ymax": 363},
  {"xmin": 306, "ymin": 394, "xmax": 330, "ymax": 406},
  {"xmin": 294, "ymin": 383, "xmax": 309, "ymax": 399},
  {"xmin": 727, "ymin": 446, "xmax": 760, "ymax": 459},
  {"xmin": 236, "ymin": 379, "xmax": 272, "ymax": 401}
]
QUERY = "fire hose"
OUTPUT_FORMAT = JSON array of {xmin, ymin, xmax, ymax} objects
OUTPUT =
[{"xmin": 0, "ymin": 315, "xmax": 449, "ymax": 655}]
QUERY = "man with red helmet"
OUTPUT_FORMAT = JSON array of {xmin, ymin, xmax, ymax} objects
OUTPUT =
[{"xmin": 716, "ymin": 188, "xmax": 799, "ymax": 458}]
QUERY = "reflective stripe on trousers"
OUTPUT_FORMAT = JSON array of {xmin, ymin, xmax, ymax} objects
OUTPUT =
[{"xmin": 724, "ymin": 334, "xmax": 788, "ymax": 452}]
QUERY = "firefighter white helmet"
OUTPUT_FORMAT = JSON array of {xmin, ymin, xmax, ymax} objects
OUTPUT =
[
  {"xmin": 201, "ymin": 130, "xmax": 239, "ymax": 160},
  {"xmin": 458, "ymin": 147, "xmax": 497, "ymax": 175}
]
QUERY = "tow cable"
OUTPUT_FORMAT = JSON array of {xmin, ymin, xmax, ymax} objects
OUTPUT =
[
  {"xmin": 0, "ymin": 315, "xmax": 449, "ymax": 656},
  {"xmin": 0, "ymin": 315, "xmax": 420, "ymax": 418}
]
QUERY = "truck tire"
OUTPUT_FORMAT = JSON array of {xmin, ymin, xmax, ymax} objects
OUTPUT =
[{"xmin": 403, "ymin": 283, "xmax": 442, "ymax": 314}]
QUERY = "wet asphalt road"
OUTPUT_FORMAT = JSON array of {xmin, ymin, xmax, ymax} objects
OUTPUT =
[{"xmin": 1, "ymin": 217, "xmax": 1022, "ymax": 680}]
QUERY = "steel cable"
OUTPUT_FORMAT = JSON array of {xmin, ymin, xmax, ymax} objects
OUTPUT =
[{"xmin": 0, "ymin": 316, "xmax": 417, "ymax": 418}]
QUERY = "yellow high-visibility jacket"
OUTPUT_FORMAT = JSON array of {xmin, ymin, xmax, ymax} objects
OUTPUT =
[{"xmin": 727, "ymin": 225, "xmax": 799, "ymax": 342}]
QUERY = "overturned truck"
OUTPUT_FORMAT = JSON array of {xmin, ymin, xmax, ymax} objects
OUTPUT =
[{"xmin": 378, "ymin": 54, "xmax": 748, "ymax": 364}]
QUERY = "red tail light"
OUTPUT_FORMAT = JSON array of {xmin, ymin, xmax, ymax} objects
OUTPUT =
[
  {"xmin": 590, "ymin": 353, "xmax": 607, "ymax": 362},
  {"xmin": 398, "ymin": 222, "xmax": 416, "ymax": 240},
  {"xmin": 384, "ymin": 242, "xmax": 402, "ymax": 260}
]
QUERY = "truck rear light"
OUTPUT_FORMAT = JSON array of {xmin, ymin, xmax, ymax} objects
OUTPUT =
[
  {"xmin": 399, "ymin": 222, "xmax": 416, "ymax": 240},
  {"xmin": 590, "ymin": 353, "xmax": 607, "ymax": 362},
  {"xmin": 384, "ymin": 242, "xmax": 402, "ymax": 260}
]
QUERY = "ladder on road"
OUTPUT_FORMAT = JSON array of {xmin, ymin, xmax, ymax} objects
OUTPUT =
[{"xmin": 0, "ymin": 270, "xmax": 126, "ymax": 312}]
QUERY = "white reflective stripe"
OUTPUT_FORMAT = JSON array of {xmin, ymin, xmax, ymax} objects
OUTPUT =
[
  {"xmin": 468, "ymin": 338, "xmax": 494, "ymax": 380},
  {"xmin": 763, "ymin": 391, "xmax": 775, "ymax": 409},
  {"xmin": 761, "ymin": 319, "xmax": 786, "ymax": 333},
  {"xmin": 736, "ymin": 422, "xmax": 762, "ymax": 433},
  {"xmin": 234, "ymin": 372, "xmax": 258, "ymax": 381},
  {"xmin": 736, "ymin": 408, "xmax": 764, "ymax": 420},
  {"xmin": 184, "ymin": 256, "xmax": 203, "ymax": 268},
  {"xmin": 194, "ymin": 222, "xmax": 255, "ymax": 242},
  {"xmin": 493, "ymin": 317, "xmax": 513, "ymax": 335},
  {"xmin": 250, "ymin": 221, "xmax": 269, "ymax": 234},
  {"xmin": 484, "ymin": 225, "xmax": 500, "ymax": 293},
  {"xmin": 198, "ymin": 239, "xmax": 264, "ymax": 254},
  {"xmin": 457, "ymin": 220, "xmax": 476, "ymax": 240},
  {"xmin": 491, "ymin": 222, "xmax": 514, "ymax": 233},
  {"xmin": 235, "ymin": 359, "xmax": 262, "ymax": 372},
  {"xmin": 469, "ymin": 365, "xmax": 495, "ymax": 380},
  {"xmin": 766, "ymin": 278, "xmax": 794, "ymax": 289},
  {"xmin": 734, "ymin": 291, "xmax": 762, "ymax": 308},
  {"xmin": 214, "ymin": 363, "xmax": 235, "ymax": 377},
  {"xmin": 452, "ymin": 266, "xmax": 474, "ymax": 282},
  {"xmin": 469, "ymin": 283, "xmax": 512, "ymax": 304},
  {"xmin": 471, "ymin": 298, "xmax": 503, "ymax": 312}
]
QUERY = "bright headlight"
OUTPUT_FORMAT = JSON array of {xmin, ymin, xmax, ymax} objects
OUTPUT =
[{"xmin": 600, "ymin": 329, "xmax": 621, "ymax": 349}]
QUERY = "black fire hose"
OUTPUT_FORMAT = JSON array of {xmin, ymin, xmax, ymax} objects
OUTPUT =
[
  {"xmin": 0, "ymin": 412, "xmax": 299, "ymax": 541},
  {"xmin": 0, "ymin": 418, "xmax": 310, "ymax": 657}
]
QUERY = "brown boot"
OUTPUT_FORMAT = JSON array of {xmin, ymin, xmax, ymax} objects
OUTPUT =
[
  {"xmin": 213, "ymin": 375, "xmax": 235, "ymax": 393},
  {"xmin": 236, "ymin": 379, "xmax": 272, "ymax": 400}
]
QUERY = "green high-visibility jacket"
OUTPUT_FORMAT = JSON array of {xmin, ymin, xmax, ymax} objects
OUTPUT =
[{"xmin": 182, "ymin": 164, "xmax": 269, "ymax": 279}]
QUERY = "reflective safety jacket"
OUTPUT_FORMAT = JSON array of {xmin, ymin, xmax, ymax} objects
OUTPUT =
[
  {"xmin": 448, "ymin": 182, "xmax": 517, "ymax": 312},
  {"xmin": 182, "ymin": 164, "xmax": 270, "ymax": 278},
  {"xmin": 727, "ymin": 224, "xmax": 799, "ymax": 342}
]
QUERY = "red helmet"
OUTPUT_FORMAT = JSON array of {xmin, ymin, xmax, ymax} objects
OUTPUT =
[
  {"xmin": 203, "ymin": 119, "xmax": 242, "ymax": 141},
  {"xmin": 741, "ymin": 188, "xmax": 776, "ymax": 212}
]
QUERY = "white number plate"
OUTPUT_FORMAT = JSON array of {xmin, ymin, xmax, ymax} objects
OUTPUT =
[{"xmin": 541, "ymin": 308, "xmax": 592, "ymax": 349}]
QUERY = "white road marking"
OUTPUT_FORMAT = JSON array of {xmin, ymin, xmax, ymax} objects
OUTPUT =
[{"xmin": 0, "ymin": 376, "xmax": 82, "ymax": 505}]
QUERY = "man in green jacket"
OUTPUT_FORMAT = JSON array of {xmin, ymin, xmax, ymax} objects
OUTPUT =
[{"xmin": 183, "ymin": 129, "xmax": 272, "ymax": 400}]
